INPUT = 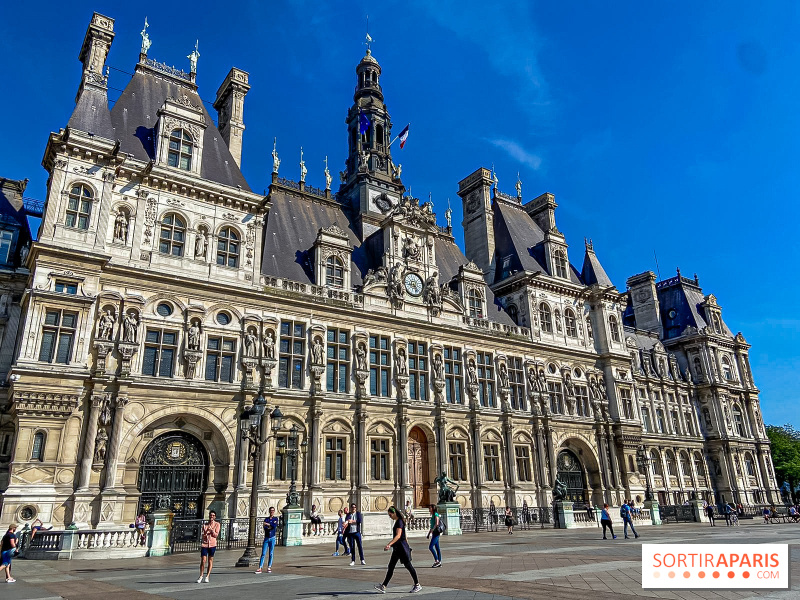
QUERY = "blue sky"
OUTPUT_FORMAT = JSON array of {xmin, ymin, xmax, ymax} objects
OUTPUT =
[{"xmin": 1, "ymin": 1, "xmax": 797, "ymax": 427}]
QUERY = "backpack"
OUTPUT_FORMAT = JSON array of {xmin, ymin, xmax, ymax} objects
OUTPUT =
[{"xmin": 620, "ymin": 505, "xmax": 629, "ymax": 519}]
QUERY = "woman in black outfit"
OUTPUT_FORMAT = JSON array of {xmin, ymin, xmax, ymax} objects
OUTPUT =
[{"xmin": 374, "ymin": 506, "xmax": 422, "ymax": 594}]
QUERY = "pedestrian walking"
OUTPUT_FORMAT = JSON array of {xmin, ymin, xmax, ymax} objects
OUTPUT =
[
  {"xmin": 374, "ymin": 506, "xmax": 422, "ymax": 594},
  {"xmin": 1, "ymin": 525, "xmax": 17, "ymax": 583},
  {"xmin": 706, "ymin": 503, "xmax": 715, "ymax": 526},
  {"xmin": 723, "ymin": 502, "xmax": 732, "ymax": 526},
  {"xmin": 504, "ymin": 506, "xmax": 514, "ymax": 534},
  {"xmin": 255, "ymin": 506, "xmax": 279, "ymax": 573},
  {"xmin": 333, "ymin": 509, "xmax": 349, "ymax": 556},
  {"xmin": 310, "ymin": 504, "xmax": 323, "ymax": 536},
  {"xmin": 600, "ymin": 503, "xmax": 616, "ymax": 539},
  {"xmin": 346, "ymin": 502, "xmax": 365, "ymax": 566},
  {"xmin": 426, "ymin": 504, "xmax": 442, "ymax": 567},
  {"xmin": 197, "ymin": 510, "xmax": 220, "ymax": 583},
  {"xmin": 620, "ymin": 500, "xmax": 639, "ymax": 539}
]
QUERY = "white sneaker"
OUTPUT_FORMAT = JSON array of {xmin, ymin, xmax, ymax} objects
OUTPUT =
[
  {"xmin": 374, "ymin": 583, "xmax": 386, "ymax": 593},
  {"xmin": 202, "ymin": 575, "xmax": 209, "ymax": 583},
  {"xmin": 6, "ymin": 578, "xmax": 16, "ymax": 583},
  {"xmin": 410, "ymin": 583, "xmax": 422, "ymax": 593},
  {"xmin": 196, "ymin": 577, "xmax": 204, "ymax": 584},
  {"xmin": 361, "ymin": 559, "xmax": 366, "ymax": 565},
  {"xmin": 349, "ymin": 560, "xmax": 355, "ymax": 566}
]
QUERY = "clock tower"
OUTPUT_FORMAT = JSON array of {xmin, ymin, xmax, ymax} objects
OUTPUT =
[{"xmin": 338, "ymin": 49, "xmax": 405, "ymax": 238}]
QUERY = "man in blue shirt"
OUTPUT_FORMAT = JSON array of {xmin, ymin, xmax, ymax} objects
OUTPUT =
[
  {"xmin": 620, "ymin": 500, "xmax": 639, "ymax": 539},
  {"xmin": 346, "ymin": 502, "xmax": 365, "ymax": 566},
  {"xmin": 255, "ymin": 506, "xmax": 279, "ymax": 573}
]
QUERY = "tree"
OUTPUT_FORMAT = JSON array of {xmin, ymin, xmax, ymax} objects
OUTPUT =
[{"xmin": 765, "ymin": 424, "xmax": 800, "ymax": 503}]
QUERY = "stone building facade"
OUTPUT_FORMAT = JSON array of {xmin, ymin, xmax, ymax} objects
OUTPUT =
[{"xmin": 0, "ymin": 13, "xmax": 779, "ymax": 529}]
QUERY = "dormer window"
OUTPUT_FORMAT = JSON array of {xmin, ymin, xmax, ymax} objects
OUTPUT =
[
  {"xmin": 609, "ymin": 315, "xmax": 621, "ymax": 342},
  {"xmin": 721, "ymin": 356, "xmax": 733, "ymax": 381},
  {"xmin": 66, "ymin": 184, "xmax": 93, "ymax": 230},
  {"xmin": 468, "ymin": 289, "xmax": 484, "ymax": 318},
  {"xmin": 553, "ymin": 249, "xmax": 568, "ymax": 278},
  {"xmin": 0, "ymin": 230, "xmax": 13, "ymax": 264},
  {"xmin": 168, "ymin": 129, "xmax": 194, "ymax": 171},
  {"xmin": 326, "ymin": 255, "xmax": 344, "ymax": 288},
  {"xmin": 564, "ymin": 309, "xmax": 578, "ymax": 337},
  {"xmin": 55, "ymin": 281, "xmax": 78, "ymax": 294}
]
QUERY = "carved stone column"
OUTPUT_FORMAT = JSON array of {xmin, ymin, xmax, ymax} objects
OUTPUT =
[
  {"xmin": 310, "ymin": 407, "xmax": 323, "ymax": 489},
  {"xmin": 356, "ymin": 406, "xmax": 369, "ymax": 496},
  {"xmin": 77, "ymin": 394, "xmax": 103, "ymax": 490},
  {"xmin": 470, "ymin": 412, "xmax": 484, "ymax": 507},
  {"xmin": 102, "ymin": 396, "xmax": 128, "ymax": 490},
  {"xmin": 502, "ymin": 421, "xmax": 517, "ymax": 507},
  {"xmin": 434, "ymin": 412, "xmax": 448, "ymax": 479},
  {"xmin": 236, "ymin": 419, "xmax": 249, "ymax": 489},
  {"xmin": 398, "ymin": 408, "xmax": 410, "ymax": 491}
]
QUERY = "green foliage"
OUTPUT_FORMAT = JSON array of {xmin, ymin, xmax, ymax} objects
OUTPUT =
[{"xmin": 766, "ymin": 424, "xmax": 800, "ymax": 494}]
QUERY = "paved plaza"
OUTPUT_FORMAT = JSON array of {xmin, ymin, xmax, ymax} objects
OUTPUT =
[{"xmin": 5, "ymin": 521, "xmax": 800, "ymax": 600}]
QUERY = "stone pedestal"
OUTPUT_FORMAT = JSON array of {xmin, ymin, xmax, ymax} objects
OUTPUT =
[
  {"xmin": 644, "ymin": 500, "xmax": 661, "ymax": 525},
  {"xmin": 147, "ymin": 510, "xmax": 173, "ymax": 557},
  {"xmin": 281, "ymin": 506, "xmax": 303, "ymax": 546},
  {"xmin": 437, "ymin": 502, "xmax": 462, "ymax": 535},
  {"xmin": 554, "ymin": 501, "xmax": 575, "ymax": 529},
  {"xmin": 690, "ymin": 499, "xmax": 708, "ymax": 523}
]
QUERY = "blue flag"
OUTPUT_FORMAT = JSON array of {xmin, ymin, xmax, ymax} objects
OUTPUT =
[{"xmin": 359, "ymin": 110, "xmax": 371, "ymax": 134}]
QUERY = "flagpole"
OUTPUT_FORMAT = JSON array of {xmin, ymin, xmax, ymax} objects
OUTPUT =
[{"xmin": 388, "ymin": 123, "xmax": 410, "ymax": 147}]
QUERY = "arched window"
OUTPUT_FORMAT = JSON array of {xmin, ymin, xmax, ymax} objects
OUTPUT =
[
  {"xmin": 539, "ymin": 303, "xmax": 552, "ymax": 333},
  {"xmin": 679, "ymin": 452, "xmax": 690, "ymax": 478},
  {"xmin": 216, "ymin": 227, "xmax": 239, "ymax": 268},
  {"xmin": 553, "ymin": 249, "xmax": 568, "ymax": 279},
  {"xmin": 159, "ymin": 214, "xmax": 186, "ymax": 256},
  {"xmin": 733, "ymin": 404, "xmax": 746, "ymax": 437},
  {"xmin": 609, "ymin": 315, "xmax": 621, "ymax": 342},
  {"xmin": 712, "ymin": 313, "xmax": 722, "ymax": 334},
  {"xmin": 376, "ymin": 124, "xmax": 385, "ymax": 148},
  {"xmin": 507, "ymin": 304, "xmax": 518, "ymax": 325},
  {"xmin": 31, "ymin": 431, "xmax": 45, "ymax": 461},
  {"xmin": 564, "ymin": 309, "xmax": 577, "ymax": 337},
  {"xmin": 650, "ymin": 450, "xmax": 662, "ymax": 476},
  {"xmin": 325, "ymin": 255, "xmax": 344, "ymax": 288},
  {"xmin": 65, "ymin": 184, "xmax": 93, "ymax": 230},
  {"xmin": 468, "ymin": 289, "xmax": 484, "ymax": 318},
  {"xmin": 167, "ymin": 129, "xmax": 193, "ymax": 170},
  {"xmin": 721, "ymin": 356, "xmax": 733, "ymax": 381}
]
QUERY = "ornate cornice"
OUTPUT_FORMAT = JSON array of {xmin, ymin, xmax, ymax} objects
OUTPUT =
[{"xmin": 12, "ymin": 391, "xmax": 80, "ymax": 418}]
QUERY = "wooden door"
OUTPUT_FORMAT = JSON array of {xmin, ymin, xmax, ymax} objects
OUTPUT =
[{"xmin": 407, "ymin": 427, "xmax": 429, "ymax": 508}]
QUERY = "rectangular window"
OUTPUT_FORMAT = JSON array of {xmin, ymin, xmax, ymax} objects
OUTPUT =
[
  {"xmin": 574, "ymin": 385, "xmax": 590, "ymax": 417},
  {"xmin": 205, "ymin": 337, "xmax": 236, "ymax": 382},
  {"xmin": 515, "ymin": 446, "xmax": 531, "ymax": 482},
  {"xmin": 619, "ymin": 387, "xmax": 633, "ymax": 419},
  {"xmin": 0, "ymin": 230, "xmax": 13, "ymax": 264},
  {"xmin": 444, "ymin": 346, "xmax": 463, "ymax": 404},
  {"xmin": 325, "ymin": 436, "xmax": 346, "ymax": 480},
  {"xmin": 326, "ymin": 328, "xmax": 349, "ymax": 393},
  {"xmin": 685, "ymin": 411, "xmax": 696, "ymax": 437},
  {"xmin": 508, "ymin": 356, "xmax": 525, "ymax": 410},
  {"xmin": 407, "ymin": 341, "xmax": 428, "ymax": 401},
  {"xmin": 142, "ymin": 329, "xmax": 178, "ymax": 377},
  {"xmin": 54, "ymin": 281, "xmax": 78, "ymax": 294},
  {"xmin": 449, "ymin": 442, "xmax": 466, "ymax": 481},
  {"xmin": 477, "ymin": 351, "xmax": 494, "ymax": 407},
  {"xmin": 38, "ymin": 309, "xmax": 77, "ymax": 364},
  {"xmin": 369, "ymin": 335, "xmax": 391, "ymax": 398},
  {"xmin": 671, "ymin": 410, "xmax": 681, "ymax": 435},
  {"xmin": 0, "ymin": 432, "xmax": 12, "ymax": 457},
  {"xmin": 548, "ymin": 381, "xmax": 564, "ymax": 414},
  {"xmin": 370, "ymin": 438, "xmax": 390, "ymax": 480},
  {"xmin": 641, "ymin": 406, "xmax": 651, "ymax": 432},
  {"xmin": 274, "ymin": 434, "xmax": 298, "ymax": 481},
  {"xmin": 656, "ymin": 408, "xmax": 666, "ymax": 433},
  {"xmin": 483, "ymin": 444, "xmax": 500, "ymax": 481},
  {"xmin": 278, "ymin": 321, "xmax": 305, "ymax": 389}
]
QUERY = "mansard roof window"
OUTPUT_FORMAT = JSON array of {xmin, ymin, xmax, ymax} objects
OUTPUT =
[
  {"xmin": 609, "ymin": 315, "xmax": 621, "ymax": 342},
  {"xmin": 325, "ymin": 255, "xmax": 344, "ymax": 288},
  {"xmin": 216, "ymin": 227, "xmax": 239, "ymax": 268},
  {"xmin": 167, "ymin": 129, "xmax": 194, "ymax": 171},
  {"xmin": 468, "ymin": 289, "xmax": 484, "ymax": 319},
  {"xmin": 539, "ymin": 302, "xmax": 553, "ymax": 333},
  {"xmin": 553, "ymin": 249, "xmax": 568, "ymax": 279},
  {"xmin": 66, "ymin": 184, "xmax": 93, "ymax": 230},
  {"xmin": 159, "ymin": 214, "xmax": 186, "ymax": 257},
  {"xmin": 0, "ymin": 230, "xmax": 13, "ymax": 264},
  {"xmin": 721, "ymin": 356, "xmax": 733, "ymax": 381},
  {"xmin": 507, "ymin": 304, "xmax": 519, "ymax": 325}
]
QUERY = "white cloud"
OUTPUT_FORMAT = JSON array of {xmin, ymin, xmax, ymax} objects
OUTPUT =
[{"xmin": 488, "ymin": 138, "xmax": 542, "ymax": 170}]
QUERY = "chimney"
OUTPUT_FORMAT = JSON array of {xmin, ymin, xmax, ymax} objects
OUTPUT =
[
  {"xmin": 457, "ymin": 167, "xmax": 495, "ymax": 282},
  {"xmin": 626, "ymin": 271, "xmax": 663, "ymax": 335},
  {"xmin": 524, "ymin": 192, "xmax": 557, "ymax": 232},
  {"xmin": 76, "ymin": 13, "xmax": 115, "ymax": 98},
  {"xmin": 213, "ymin": 68, "xmax": 250, "ymax": 167}
]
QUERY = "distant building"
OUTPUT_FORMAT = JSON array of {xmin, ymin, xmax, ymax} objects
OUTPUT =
[{"xmin": 0, "ymin": 12, "xmax": 778, "ymax": 529}]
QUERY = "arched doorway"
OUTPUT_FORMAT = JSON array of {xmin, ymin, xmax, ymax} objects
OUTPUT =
[
  {"xmin": 556, "ymin": 449, "xmax": 588, "ymax": 503},
  {"xmin": 408, "ymin": 427, "xmax": 430, "ymax": 508},
  {"xmin": 137, "ymin": 431, "xmax": 208, "ymax": 519}
]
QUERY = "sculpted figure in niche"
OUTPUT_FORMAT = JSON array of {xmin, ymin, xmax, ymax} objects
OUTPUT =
[
  {"xmin": 243, "ymin": 329, "xmax": 257, "ymax": 358},
  {"xmin": 99, "ymin": 395, "xmax": 113, "ymax": 427},
  {"xmin": 0, "ymin": 293, "xmax": 9, "ymax": 317},
  {"xmin": 123, "ymin": 312, "xmax": 139, "ymax": 343},
  {"xmin": 388, "ymin": 262, "xmax": 404, "ymax": 301},
  {"xmin": 97, "ymin": 309, "xmax": 115, "ymax": 341},
  {"xmin": 433, "ymin": 353, "xmax": 444, "ymax": 380},
  {"xmin": 395, "ymin": 346, "xmax": 407, "ymax": 376},
  {"xmin": 356, "ymin": 342, "xmax": 367, "ymax": 371},
  {"xmin": 423, "ymin": 272, "xmax": 441, "ymax": 308},
  {"xmin": 113, "ymin": 211, "xmax": 128, "ymax": 243},
  {"xmin": 499, "ymin": 363, "xmax": 509, "ymax": 389},
  {"xmin": 19, "ymin": 242, "xmax": 29, "ymax": 265},
  {"xmin": 195, "ymin": 228, "xmax": 208, "ymax": 259},
  {"xmin": 467, "ymin": 359, "xmax": 478, "ymax": 386},
  {"xmin": 527, "ymin": 367, "xmax": 538, "ymax": 393},
  {"xmin": 311, "ymin": 336, "xmax": 324, "ymax": 365},
  {"xmin": 262, "ymin": 330, "xmax": 276, "ymax": 360},
  {"xmin": 402, "ymin": 236, "xmax": 421, "ymax": 261},
  {"xmin": 187, "ymin": 321, "xmax": 201, "ymax": 351},
  {"xmin": 94, "ymin": 428, "xmax": 108, "ymax": 462}
]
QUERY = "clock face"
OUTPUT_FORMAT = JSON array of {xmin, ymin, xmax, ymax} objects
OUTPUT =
[{"xmin": 404, "ymin": 273, "xmax": 424, "ymax": 297}]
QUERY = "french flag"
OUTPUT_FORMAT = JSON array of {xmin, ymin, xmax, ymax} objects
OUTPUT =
[{"xmin": 398, "ymin": 124, "xmax": 410, "ymax": 149}]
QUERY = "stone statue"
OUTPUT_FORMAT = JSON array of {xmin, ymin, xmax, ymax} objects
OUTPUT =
[
  {"xmin": 597, "ymin": 375, "xmax": 609, "ymax": 401},
  {"xmin": 388, "ymin": 262, "xmax": 404, "ymax": 305},
  {"xmin": 391, "ymin": 162, "xmax": 402, "ymax": 180},
  {"xmin": 515, "ymin": 173, "xmax": 522, "ymax": 198},
  {"xmin": 552, "ymin": 477, "xmax": 568, "ymax": 502},
  {"xmin": 272, "ymin": 138, "xmax": 281, "ymax": 174},
  {"xmin": 563, "ymin": 372, "xmax": 575, "ymax": 397},
  {"xmin": 445, "ymin": 205, "xmax": 452, "ymax": 229},
  {"xmin": 395, "ymin": 347, "xmax": 407, "ymax": 376},
  {"xmin": 356, "ymin": 343, "xmax": 367, "ymax": 371},
  {"xmin": 243, "ymin": 330, "xmax": 257, "ymax": 358},
  {"xmin": 324, "ymin": 156, "xmax": 331, "ymax": 190},
  {"xmin": 299, "ymin": 147, "xmax": 307, "ymax": 182},
  {"xmin": 499, "ymin": 363, "xmax": 509, "ymax": 388},
  {"xmin": 311, "ymin": 336, "xmax": 324, "ymax": 365},
  {"xmin": 187, "ymin": 322, "xmax": 201, "ymax": 351},
  {"xmin": 434, "ymin": 471, "xmax": 458, "ymax": 503},
  {"xmin": 527, "ymin": 367, "xmax": 538, "ymax": 393},
  {"xmin": 358, "ymin": 149, "xmax": 369, "ymax": 171},
  {"xmin": 97, "ymin": 310, "xmax": 115, "ymax": 341},
  {"xmin": 422, "ymin": 272, "xmax": 441, "ymax": 309},
  {"xmin": 402, "ymin": 237, "xmax": 421, "ymax": 261},
  {"xmin": 492, "ymin": 168, "xmax": 499, "ymax": 191},
  {"xmin": 19, "ymin": 242, "xmax": 29, "ymax": 265},
  {"xmin": 194, "ymin": 229, "xmax": 207, "ymax": 259},
  {"xmin": 467, "ymin": 359, "xmax": 478, "ymax": 385},
  {"xmin": 433, "ymin": 353, "xmax": 444, "ymax": 380},
  {"xmin": 262, "ymin": 330, "xmax": 276, "ymax": 360},
  {"xmin": 94, "ymin": 428, "xmax": 108, "ymax": 462},
  {"xmin": 631, "ymin": 350, "xmax": 641, "ymax": 374},
  {"xmin": 123, "ymin": 312, "xmax": 139, "ymax": 343},
  {"xmin": 187, "ymin": 40, "xmax": 200, "ymax": 75},
  {"xmin": 140, "ymin": 17, "xmax": 151, "ymax": 55},
  {"xmin": 0, "ymin": 293, "xmax": 9, "ymax": 317},
  {"xmin": 113, "ymin": 211, "xmax": 128, "ymax": 242}
]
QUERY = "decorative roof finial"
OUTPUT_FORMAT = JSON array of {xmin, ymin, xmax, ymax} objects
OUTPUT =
[
  {"xmin": 515, "ymin": 172, "xmax": 522, "ymax": 199},
  {"xmin": 585, "ymin": 237, "xmax": 594, "ymax": 252},
  {"xmin": 445, "ymin": 199, "xmax": 453, "ymax": 229},
  {"xmin": 677, "ymin": 266, "xmax": 681, "ymax": 277},
  {"xmin": 140, "ymin": 17, "xmax": 151, "ymax": 56},
  {"xmin": 299, "ymin": 147, "xmax": 307, "ymax": 183},
  {"xmin": 272, "ymin": 138, "xmax": 280, "ymax": 174},
  {"xmin": 491, "ymin": 164, "xmax": 499, "ymax": 191},
  {"xmin": 187, "ymin": 40, "xmax": 200, "ymax": 75},
  {"xmin": 365, "ymin": 14, "xmax": 373, "ymax": 53},
  {"xmin": 324, "ymin": 156, "xmax": 331, "ymax": 190}
]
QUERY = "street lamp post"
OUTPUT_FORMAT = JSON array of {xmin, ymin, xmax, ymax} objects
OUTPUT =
[
  {"xmin": 637, "ymin": 445, "xmax": 653, "ymax": 502},
  {"xmin": 276, "ymin": 423, "xmax": 308, "ymax": 508},
  {"xmin": 235, "ymin": 397, "xmax": 283, "ymax": 567}
]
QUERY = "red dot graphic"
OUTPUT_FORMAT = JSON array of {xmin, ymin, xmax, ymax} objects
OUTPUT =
[
  {"xmin": 683, "ymin": 571, "xmax": 691, "ymax": 579},
  {"xmin": 728, "ymin": 571, "xmax": 735, "ymax": 579},
  {"xmin": 743, "ymin": 572, "xmax": 750, "ymax": 579},
  {"xmin": 698, "ymin": 571, "xmax": 706, "ymax": 579},
  {"xmin": 668, "ymin": 571, "xmax": 676, "ymax": 579},
  {"xmin": 713, "ymin": 571, "xmax": 720, "ymax": 578}
]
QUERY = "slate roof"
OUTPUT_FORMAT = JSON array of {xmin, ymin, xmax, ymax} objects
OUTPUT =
[
  {"xmin": 581, "ymin": 248, "xmax": 614, "ymax": 287},
  {"xmin": 67, "ymin": 85, "xmax": 115, "ymax": 139}
]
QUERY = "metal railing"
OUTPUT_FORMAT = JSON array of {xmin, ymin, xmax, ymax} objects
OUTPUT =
[
  {"xmin": 660, "ymin": 505, "xmax": 697, "ymax": 524},
  {"xmin": 170, "ymin": 517, "xmax": 284, "ymax": 554},
  {"xmin": 459, "ymin": 507, "xmax": 552, "ymax": 532}
]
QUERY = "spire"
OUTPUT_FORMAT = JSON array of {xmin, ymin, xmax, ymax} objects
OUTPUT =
[{"xmin": 581, "ymin": 241, "xmax": 613, "ymax": 287}]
